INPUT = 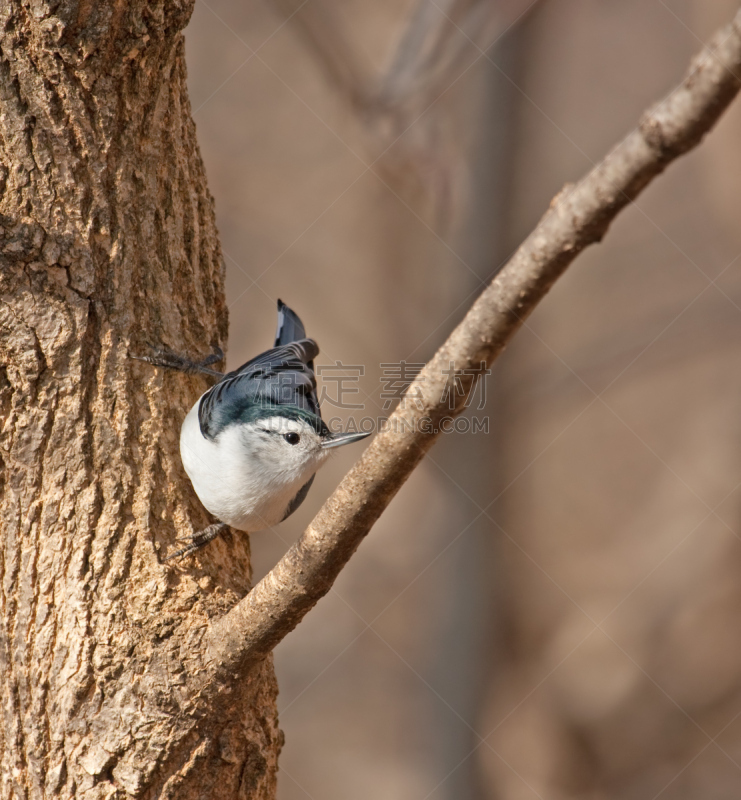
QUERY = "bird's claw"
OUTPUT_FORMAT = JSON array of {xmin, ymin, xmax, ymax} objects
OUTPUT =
[
  {"xmin": 164, "ymin": 522, "xmax": 228, "ymax": 561},
  {"xmin": 198, "ymin": 346, "xmax": 225, "ymax": 369},
  {"xmin": 130, "ymin": 344, "xmax": 224, "ymax": 377}
]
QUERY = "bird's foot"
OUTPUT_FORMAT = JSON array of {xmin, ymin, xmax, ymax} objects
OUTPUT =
[
  {"xmin": 131, "ymin": 344, "xmax": 224, "ymax": 378},
  {"xmin": 165, "ymin": 522, "xmax": 229, "ymax": 561}
]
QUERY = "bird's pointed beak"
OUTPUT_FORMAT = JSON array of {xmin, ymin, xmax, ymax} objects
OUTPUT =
[{"xmin": 322, "ymin": 430, "xmax": 373, "ymax": 450}]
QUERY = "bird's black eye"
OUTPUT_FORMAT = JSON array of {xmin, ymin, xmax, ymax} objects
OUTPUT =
[{"xmin": 284, "ymin": 432, "xmax": 300, "ymax": 445}]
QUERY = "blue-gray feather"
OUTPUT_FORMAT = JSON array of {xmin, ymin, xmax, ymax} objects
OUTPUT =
[
  {"xmin": 275, "ymin": 299, "xmax": 307, "ymax": 348},
  {"xmin": 281, "ymin": 474, "xmax": 315, "ymax": 521},
  {"xmin": 198, "ymin": 302, "xmax": 324, "ymax": 441}
]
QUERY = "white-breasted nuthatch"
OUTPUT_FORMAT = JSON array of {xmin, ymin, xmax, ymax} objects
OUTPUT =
[{"xmin": 135, "ymin": 301, "xmax": 370, "ymax": 558}]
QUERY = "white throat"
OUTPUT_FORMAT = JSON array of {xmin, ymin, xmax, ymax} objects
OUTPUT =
[{"xmin": 179, "ymin": 401, "xmax": 329, "ymax": 531}]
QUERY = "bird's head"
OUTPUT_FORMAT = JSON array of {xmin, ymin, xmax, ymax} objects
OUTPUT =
[{"xmin": 237, "ymin": 405, "xmax": 371, "ymax": 481}]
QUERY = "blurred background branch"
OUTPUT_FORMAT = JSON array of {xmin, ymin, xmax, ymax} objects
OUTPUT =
[{"xmin": 269, "ymin": 0, "xmax": 541, "ymax": 227}]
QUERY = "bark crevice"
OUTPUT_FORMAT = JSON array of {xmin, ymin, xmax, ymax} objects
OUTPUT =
[{"xmin": 1, "ymin": 3, "xmax": 279, "ymax": 798}]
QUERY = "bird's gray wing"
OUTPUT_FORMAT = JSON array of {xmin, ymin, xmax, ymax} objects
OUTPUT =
[
  {"xmin": 281, "ymin": 474, "xmax": 315, "ymax": 521},
  {"xmin": 274, "ymin": 299, "xmax": 307, "ymax": 347},
  {"xmin": 198, "ymin": 338, "xmax": 321, "ymax": 439},
  {"xmin": 274, "ymin": 299, "xmax": 314, "ymax": 372}
]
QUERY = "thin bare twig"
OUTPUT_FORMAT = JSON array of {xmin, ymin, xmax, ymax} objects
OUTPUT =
[{"xmin": 206, "ymin": 9, "xmax": 741, "ymax": 678}]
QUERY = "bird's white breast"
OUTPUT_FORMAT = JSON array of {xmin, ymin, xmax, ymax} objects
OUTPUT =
[{"xmin": 179, "ymin": 399, "xmax": 319, "ymax": 531}]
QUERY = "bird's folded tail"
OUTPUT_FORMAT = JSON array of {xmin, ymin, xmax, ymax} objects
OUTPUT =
[{"xmin": 275, "ymin": 299, "xmax": 307, "ymax": 346}]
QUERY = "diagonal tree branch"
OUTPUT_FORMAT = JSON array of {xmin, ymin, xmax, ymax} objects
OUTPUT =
[{"xmin": 206, "ymin": 8, "xmax": 741, "ymax": 680}]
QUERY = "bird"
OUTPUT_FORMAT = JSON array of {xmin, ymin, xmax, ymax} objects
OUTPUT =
[{"xmin": 134, "ymin": 300, "xmax": 371, "ymax": 558}]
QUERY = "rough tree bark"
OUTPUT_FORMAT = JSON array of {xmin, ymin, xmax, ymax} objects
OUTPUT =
[{"xmin": 0, "ymin": 3, "xmax": 281, "ymax": 799}]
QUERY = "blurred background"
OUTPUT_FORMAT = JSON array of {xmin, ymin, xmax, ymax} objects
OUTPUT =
[{"xmin": 184, "ymin": 1, "xmax": 741, "ymax": 798}]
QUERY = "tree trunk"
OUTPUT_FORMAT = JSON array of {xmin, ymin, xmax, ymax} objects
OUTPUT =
[{"xmin": 0, "ymin": 3, "xmax": 281, "ymax": 799}]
